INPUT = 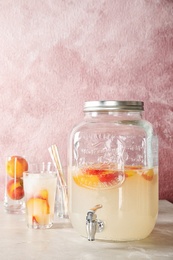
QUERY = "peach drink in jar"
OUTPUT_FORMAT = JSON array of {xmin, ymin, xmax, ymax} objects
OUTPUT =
[
  {"xmin": 69, "ymin": 164, "xmax": 158, "ymax": 241},
  {"xmin": 68, "ymin": 101, "xmax": 159, "ymax": 241}
]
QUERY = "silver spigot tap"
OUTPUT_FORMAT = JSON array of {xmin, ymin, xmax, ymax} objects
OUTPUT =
[{"xmin": 86, "ymin": 204, "xmax": 104, "ymax": 241}]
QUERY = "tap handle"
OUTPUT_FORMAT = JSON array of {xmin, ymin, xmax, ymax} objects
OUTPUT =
[
  {"xmin": 86, "ymin": 204, "xmax": 104, "ymax": 241},
  {"xmin": 90, "ymin": 204, "xmax": 102, "ymax": 212}
]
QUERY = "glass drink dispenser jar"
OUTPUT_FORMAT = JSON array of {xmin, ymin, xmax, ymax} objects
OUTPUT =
[{"xmin": 68, "ymin": 101, "xmax": 158, "ymax": 241}]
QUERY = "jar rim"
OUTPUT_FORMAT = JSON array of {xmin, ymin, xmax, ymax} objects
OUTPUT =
[{"xmin": 84, "ymin": 100, "xmax": 144, "ymax": 112}]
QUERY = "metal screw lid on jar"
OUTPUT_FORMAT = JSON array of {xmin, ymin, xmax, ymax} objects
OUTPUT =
[{"xmin": 84, "ymin": 100, "xmax": 144, "ymax": 112}]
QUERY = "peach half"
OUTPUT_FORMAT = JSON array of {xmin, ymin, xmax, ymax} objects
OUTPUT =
[
  {"xmin": 6, "ymin": 156, "xmax": 28, "ymax": 178},
  {"xmin": 7, "ymin": 179, "xmax": 24, "ymax": 200}
]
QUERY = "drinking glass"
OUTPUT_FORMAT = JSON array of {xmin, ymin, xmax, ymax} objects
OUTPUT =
[
  {"xmin": 4, "ymin": 156, "xmax": 28, "ymax": 214},
  {"xmin": 55, "ymin": 183, "xmax": 68, "ymax": 219},
  {"xmin": 23, "ymin": 169, "xmax": 57, "ymax": 229}
]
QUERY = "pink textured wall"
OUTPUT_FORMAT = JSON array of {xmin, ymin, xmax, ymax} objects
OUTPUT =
[{"xmin": 0, "ymin": 1, "xmax": 172, "ymax": 202}]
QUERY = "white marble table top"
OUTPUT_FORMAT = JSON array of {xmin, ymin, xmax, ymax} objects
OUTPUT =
[{"xmin": 0, "ymin": 200, "xmax": 172, "ymax": 260}]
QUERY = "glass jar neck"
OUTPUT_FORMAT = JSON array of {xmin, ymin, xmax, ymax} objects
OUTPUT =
[{"xmin": 84, "ymin": 111, "xmax": 143, "ymax": 121}]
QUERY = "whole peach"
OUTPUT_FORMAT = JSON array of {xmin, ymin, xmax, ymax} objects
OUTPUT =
[
  {"xmin": 6, "ymin": 156, "xmax": 28, "ymax": 178},
  {"xmin": 7, "ymin": 179, "xmax": 24, "ymax": 200}
]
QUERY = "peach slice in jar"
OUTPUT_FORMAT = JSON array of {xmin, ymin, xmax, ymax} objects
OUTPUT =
[
  {"xmin": 73, "ymin": 167, "xmax": 124, "ymax": 189},
  {"xmin": 73, "ymin": 174, "xmax": 99, "ymax": 189},
  {"xmin": 142, "ymin": 168, "xmax": 154, "ymax": 181},
  {"xmin": 124, "ymin": 165, "xmax": 142, "ymax": 177}
]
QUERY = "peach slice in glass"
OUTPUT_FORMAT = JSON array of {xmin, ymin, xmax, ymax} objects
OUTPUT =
[
  {"xmin": 39, "ymin": 189, "xmax": 49, "ymax": 200},
  {"xmin": 26, "ymin": 197, "xmax": 50, "ymax": 224}
]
